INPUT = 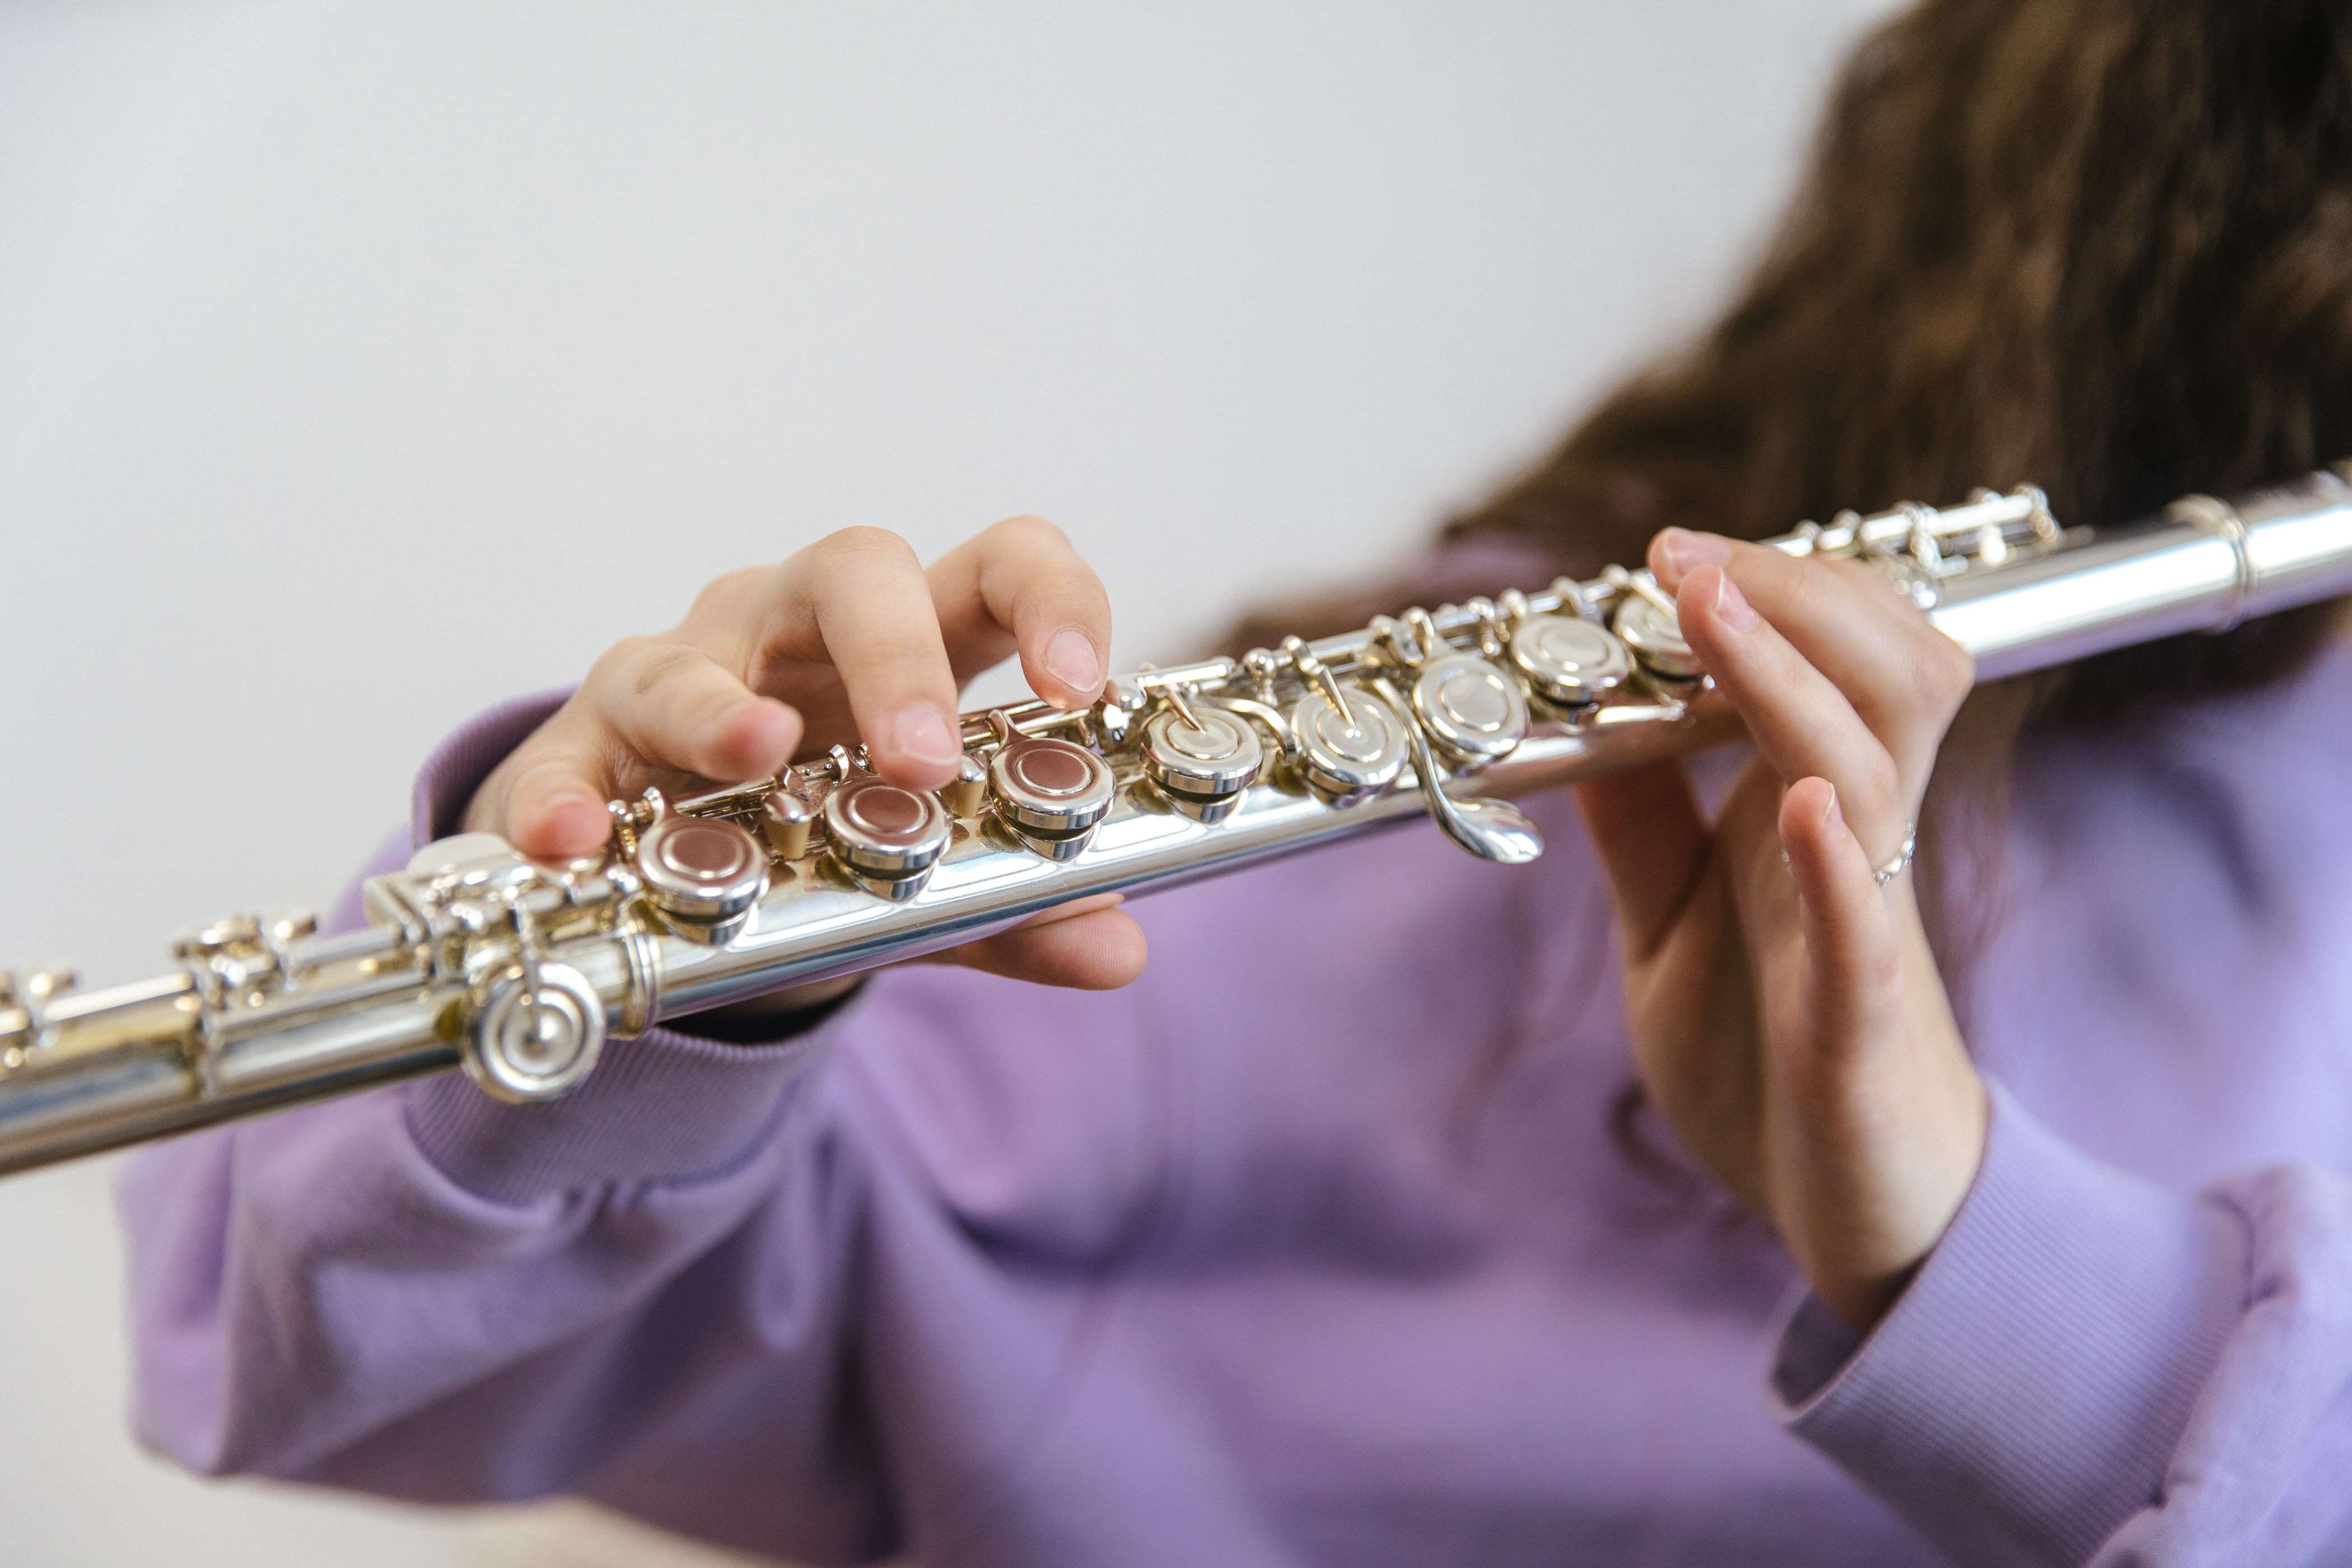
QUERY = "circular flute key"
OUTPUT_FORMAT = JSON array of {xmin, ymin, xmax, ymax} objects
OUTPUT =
[
  {"xmin": 1409, "ymin": 654, "xmax": 1528, "ymax": 764},
  {"xmin": 990, "ymin": 734, "xmax": 1115, "ymax": 836},
  {"xmin": 1141, "ymin": 707, "xmax": 1263, "ymax": 822},
  {"xmin": 1142, "ymin": 708, "xmax": 1262, "ymax": 792},
  {"xmin": 1613, "ymin": 594, "xmax": 1701, "ymax": 680},
  {"xmin": 823, "ymin": 777, "xmax": 953, "ymax": 878},
  {"xmin": 466, "ymin": 960, "xmax": 605, "ymax": 1104},
  {"xmin": 1289, "ymin": 685, "xmax": 1408, "ymax": 806},
  {"xmin": 1509, "ymin": 613, "xmax": 1632, "ymax": 707},
  {"xmin": 635, "ymin": 815, "xmax": 769, "ymax": 929}
]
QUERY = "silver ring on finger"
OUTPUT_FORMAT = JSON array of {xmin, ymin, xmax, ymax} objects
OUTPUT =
[{"xmin": 1873, "ymin": 822, "xmax": 1918, "ymax": 888}]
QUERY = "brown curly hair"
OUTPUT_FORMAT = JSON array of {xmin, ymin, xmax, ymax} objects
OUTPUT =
[{"xmin": 1453, "ymin": 0, "xmax": 2352, "ymax": 725}]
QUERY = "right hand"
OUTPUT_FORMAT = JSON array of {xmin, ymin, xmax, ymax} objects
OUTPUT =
[
  {"xmin": 1574, "ymin": 531, "xmax": 1984, "ymax": 1329},
  {"xmin": 461, "ymin": 516, "xmax": 1147, "ymax": 994}
]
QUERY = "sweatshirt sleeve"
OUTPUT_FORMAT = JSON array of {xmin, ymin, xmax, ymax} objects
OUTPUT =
[
  {"xmin": 1770, "ymin": 1078, "xmax": 2352, "ymax": 1566},
  {"xmin": 117, "ymin": 697, "xmax": 900, "ymax": 1560}
]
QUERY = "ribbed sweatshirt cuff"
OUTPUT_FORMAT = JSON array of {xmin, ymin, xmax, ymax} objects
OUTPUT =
[
  {"xmin": 1770, "ymin": 1079, "xmax": 2251, "ymax": 1566},
  {"xmin": 403, "ymin": 1019, "xmax": 834, "ymax": 1201}
]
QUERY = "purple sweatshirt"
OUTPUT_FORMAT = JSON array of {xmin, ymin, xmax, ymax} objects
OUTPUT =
[{"xmin": 120, "ymin": 645, "xmax": 2352, "ymax": 1567}]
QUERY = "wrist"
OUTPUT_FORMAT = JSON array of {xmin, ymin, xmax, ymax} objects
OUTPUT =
[
  {"xmin": 667, "ymin": 977, "xmax": 866, "ymax": 1045},
  {"xmin": 1799, "ymin": 1057, "xmax": 1990, "ymax": 1332},
  {"xmin": 1814, "ymin": 1261, "xmax": 1925, "ymax": 1333}
]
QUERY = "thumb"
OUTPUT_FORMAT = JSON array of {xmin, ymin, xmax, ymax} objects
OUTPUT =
[
  {"xmin": 1572, "ymin": 760, "xmax": 1711, "ymax": 963},
  {"xmin": 926, "ymin": 894, "xmax": 1149, "ymax": 990}
]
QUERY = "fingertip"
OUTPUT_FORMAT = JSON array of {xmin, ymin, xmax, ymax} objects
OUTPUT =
[
  {"xmin": 1678, "ymin": 564, "xmax": 1760, "ymax": 642},
  {"xmin": 1038, "ymin": 627, "xmax": 1106, "ymax": 709},
  {"xmin": 1651, "ymin": 526, "xmax": 1730, "ymax": 592},
  {"xmin": 514, "ymin": 787, "xmax": 612, "ymax": 864},
  {"xmin": 877, "ymin": 705, "xmax": 963, "ymax": 790},
  {"xmin": 707, "ymin": 698, "xmax": 802, "ymax": 782},
  {"xmin": 1675, "ymin": 563, "xmax": 1717, "ymax": 626},
  {"xmin": 1058, "ymin": 909, "xmax": 1149, "ymax": 990},
  {"xmin": 1780, "ymin": 776, "xmax": 1842, "ymax": 842},
  {"xmin": 1103, "ymin": 917, "xmax": 1150, "ymax": 989},
  {"xmin": 1779, "ymin": 777, "xmax": 1884, "ymax": 932},
  {"xmin": 1776, "ymin": 776, "xmax": 1850, "ymax": 881},
  {"xmin": 945, "ymin": 907, "xmax": 1149, "ymax": 990}
]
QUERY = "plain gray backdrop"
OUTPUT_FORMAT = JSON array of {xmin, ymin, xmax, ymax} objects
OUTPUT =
[{"xmin": 0, "ymin": 2, "xmax": 1896, "ymax": 1561}]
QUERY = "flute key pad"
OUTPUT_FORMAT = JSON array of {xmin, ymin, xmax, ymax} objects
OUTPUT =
[
  {"xmin": 1410, "ymin": 654, "xmax": 1528, "ymax": 764},
  {"xmin": 1509, "ymin": 614, "xmax": 1631, "ymax": 707},
  {"xmin": 823, "ymin": 778, "xmax": 953, "ymax": 877},
  {"xmin": 989, "ymin": 736, "xmax": 1114, "ymax": 835},
  {"xmin": 1142, "ymin": 708, "xmax": 1262, "ymax": 795},
  {"xmin": 1613, "ymin": 595, "xmax": 1701, "ymax": 680},
  {"xmin": 1141, "ymin": 707, "xmax": 1264, "ymax": 824},
  {"xmin": 1289, "ymin": 686, "xmax": 1407, "ymax": 806},
  {"xmin": 636, "ymin": 815, "xmax": 769, "ymax": 928}
]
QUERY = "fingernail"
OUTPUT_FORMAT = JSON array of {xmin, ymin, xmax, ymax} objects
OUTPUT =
[
  {"xmin": 1821, "ymin": 784, "xmax": 1848, "ymax": 837},
  {"xmin": 1659, "ymin": 527, "xmax": 1731, "ymax": 580},
  {"xmin": 892, "ymin": 706, "xmax": 961, "ymax": 766},
  {"xmin": 1712, "ymin": 568, "xmax": 1758, "ymax": 633},
  {"xmin": 1044, "ymin": 629, "xmax": 1102, "ymax": 698}
]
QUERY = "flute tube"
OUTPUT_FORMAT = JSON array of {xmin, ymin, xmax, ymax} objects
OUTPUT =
[{"xmin": 4, "ymin": 466, "xmax": 2348, "ymax": 1177}]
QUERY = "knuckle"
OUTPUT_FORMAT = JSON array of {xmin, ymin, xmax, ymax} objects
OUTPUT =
[
  {"xmin": 512, "ymin": 752, "xmax": 595, "ymax": 801},
  {"xmin": 1018, "ymin": 559, "xmax": 1110, "ymax": 621},
  {"xmin": 620, "ymin": 641, "xmax": 708, "ymax": 701},
  {"xmin": 1856, "ymin": 748, "xmax": 1902, "ymax": 815},
  {"xmin": 684, "ymin": 566, "xmax": 763, "ymax": 625},
  {"xmin": 1763, "ymin": 557, "xmax": 1841, "ymax": 630},
  {"xmin": 1936, "ymin": 635, "xmax": 1977, "ymax": 703},
  {"xmin": 586, "ymin": 635, "xmax": 655, "ymax": 689},
  {"xmin": 851, "ymin": 628, "xmax": 951, "ymax": 679},
  {"xmin": 1812, "ymin": 557, "xmax": 1883, "ymax": 618},
  {"xmin": 987, "ymin": 512, "xmax": 1070, "ymax": 550},
  {"xmin": 813, "ymin": 524, "xmax": 918, "ymax": 566},
  {"xmin": 1905, "ymin": 636, "xmax": 1973, "ymax": 720},
  {"xmin": 1823, "ymin": 557, "xmax": 1880, "ymax": 591}
]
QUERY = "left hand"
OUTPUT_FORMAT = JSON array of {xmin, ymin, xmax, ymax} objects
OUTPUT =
[
  {"xmin": 1574, "ymin": 529, "xmax": 1988, "ymax": 1330},
  {"xmin": 460, "ymin": 515, "xmax": 1148, "ymax": 1010}
]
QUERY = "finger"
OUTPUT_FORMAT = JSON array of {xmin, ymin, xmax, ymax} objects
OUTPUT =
[
  {"xmin": 592, "ymin": 638, "xmax": 805, "ymax": 783},
  {"xmin": 926, "ymin": 515, "xmax": 1113, "ymax": 708},
  {"xmin": 930, "ymin": 895, "xmax": 1148, "ymax": 990},
  {"xmin": 770, "ymin": 528, "xmax": 965, "ymax": 789},
  {"xmin": 1572, "ymin": 760, "xmax": 1710, "ymax": 964},
  {"xmin": 1651, "ymin": 529, "xmax": 1973, "ymax": 774},
  {"xmin": 1777, "ymin": 777, "xmax": 1904, "ymax": 1065},
  {"xmin": 500, "ymin": 651, "xmax": 802, "ymax": 863},
  {"xmin": 498, "ymin": 745, "xmax": 622, "ymax": 864},
  {"xmin": 1674, "ymin": 564, "xmax": 1910, "ymax": 852}
]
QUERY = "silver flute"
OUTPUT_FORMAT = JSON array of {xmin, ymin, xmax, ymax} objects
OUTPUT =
[{"xmin": 6, "ymin": 466, "xmax": 2351, "ymax": 1175}]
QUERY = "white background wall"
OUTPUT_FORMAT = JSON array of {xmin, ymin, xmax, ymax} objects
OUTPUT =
[{"xmin": 0, "ymin": 2, "xmax": 1895, "ymax": 1562}]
